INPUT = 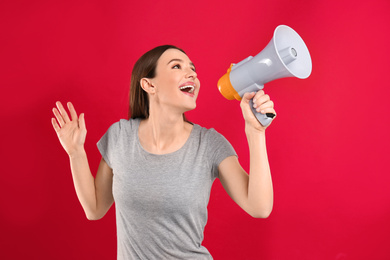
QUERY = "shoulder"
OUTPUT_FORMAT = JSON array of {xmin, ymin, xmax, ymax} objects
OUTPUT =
[
  {"xmin": 103, "ymin": 118, "xmax": 140, "ymax": 137},
  {"xmin": 198, "ymin": 124, "xmax": 224, "ymax": 136},
  {"xmin": 108, "ymin": 118, "xmax": 140, "ymax": 130},
  {"xmin": 193, "ymin": 124, "xmax": 228, "ymax": 144},
  {"xmin": 192, "ymin": 124, "xmax": 236, "ymax": 170}
]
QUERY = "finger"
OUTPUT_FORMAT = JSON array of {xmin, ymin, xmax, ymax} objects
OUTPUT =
[
  {"xmin": 260, "ymin": 107, "xmax": 276, "ymax": 115},
  {"xmin": 252, "ymin": 90, "xmax": 265, "ymax": 103},
  {"xmin": 254, "ymin": 94, "xmax": 270, "ymax": 106},
  {"xmin": 257, "ymin": 100, "xmax": 274, "ymax": 111},
  {"xmin": 78, "ymin": 113, "xmax": 86, "ymax": 130},
  {"xmin": 241, "ymin": 92, "xmax": 256, "ymax": 104},
  {"xmin": 254, "ymin": 90, "xmax": 265, "ymax": 100},
  {"xmin": 258, "ymin": 101, "xmax": 276, "ymax": 114},
  {"xmin": 252, "ymin": 96, "xmax": 270, "ymax": 110},
  {"xmin": 52, "ymin": 107, "xmax": 65, "ymax": 127},
  {"xmin": 51, "ymin": 118, "xmax": 61, "ymax": 132},
  {"xmin": 67, "ymin": 102, "xmax": 78, "ymax": 122},
  {"xmin": 56, "ymin": 101, "xmax": 71, "ymax": 123}
]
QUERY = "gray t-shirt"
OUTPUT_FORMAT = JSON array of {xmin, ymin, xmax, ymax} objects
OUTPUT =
[{"xmin": 97, "ymin": 119, "xmax": 237, "ymax": 259}]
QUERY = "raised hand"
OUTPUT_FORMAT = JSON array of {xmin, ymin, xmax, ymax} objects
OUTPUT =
[
  {"xmin": 51, "ymin": 102, "xmax": 87, "ymax": 156},
  {"xmin": 240, "ymin": 90, "xmax": 276, "ymax": 132}
]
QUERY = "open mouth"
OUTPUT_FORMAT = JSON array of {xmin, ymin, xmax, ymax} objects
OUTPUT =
[{"xmin": 179, "ymin": 85, "xmax": 195, "ymax": 93}]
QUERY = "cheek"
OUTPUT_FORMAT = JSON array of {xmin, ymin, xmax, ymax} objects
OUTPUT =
[
  {"xmin": 163, "ymin": 74, "xmax": 181, "ymax": 88},
  {"xmin": 155, "ymin": 79, "xmax": 177, "ymax": 94}
]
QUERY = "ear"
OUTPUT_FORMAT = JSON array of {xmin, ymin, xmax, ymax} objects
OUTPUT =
[{"xmin": 140, "ymin": 78, "xmax": 156, "ymax": 94}]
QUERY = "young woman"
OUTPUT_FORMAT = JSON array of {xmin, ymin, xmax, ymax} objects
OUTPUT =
[{"xmin": 51, "ymin": 45, "xmax": 275, "ymax": 259}]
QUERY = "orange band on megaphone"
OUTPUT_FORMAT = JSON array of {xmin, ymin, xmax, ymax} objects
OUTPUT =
[{"xmin": 217, "ymin": 64, "xmax": 241, "ymax": 101}]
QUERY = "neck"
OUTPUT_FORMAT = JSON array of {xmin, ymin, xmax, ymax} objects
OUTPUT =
[
  {"xmin": 148, "ymin": 113, "xmax": 186, "ymax": 138},
  {"xmin": 139, "ymin": 111, "xmax": 192, "ymax": 154}
]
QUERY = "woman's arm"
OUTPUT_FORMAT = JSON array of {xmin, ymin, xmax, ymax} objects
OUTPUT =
[
  {"xmin": 52, "ymin": 102, "xmax": 114, "ymax": 220},
  {"xmin": 218, "ymin": 91, "xmax": 275, "ymax": 218}
]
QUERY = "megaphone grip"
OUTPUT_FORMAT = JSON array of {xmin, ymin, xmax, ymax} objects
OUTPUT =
[{"xmin": 249, "ymin": 99, "xmax": 274, "ymax": 127}]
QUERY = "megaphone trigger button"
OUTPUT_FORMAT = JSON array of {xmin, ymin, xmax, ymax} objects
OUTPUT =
[{"xmin": 266, "ymin": 113, "xmax": 276, "ymax": 119}]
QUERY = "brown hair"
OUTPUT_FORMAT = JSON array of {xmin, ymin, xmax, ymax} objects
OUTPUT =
[{"xmin": 128, "ymin": 45, "xmax": 186, "ymax": 119}]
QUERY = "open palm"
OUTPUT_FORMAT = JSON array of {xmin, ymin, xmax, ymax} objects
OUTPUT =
[{"xmin": 51, "ymin": 102, "xmax": 87, "ymax": 156}]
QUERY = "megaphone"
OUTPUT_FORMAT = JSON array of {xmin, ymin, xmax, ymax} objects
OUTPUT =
[{"xmin": 218, "ymin": 25, "xmax": 312, "ymax": 127}]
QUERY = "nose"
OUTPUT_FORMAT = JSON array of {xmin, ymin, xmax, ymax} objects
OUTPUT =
[{"xmin": 186, "ymin": 67, "xmax": 197, "ymax": 79}]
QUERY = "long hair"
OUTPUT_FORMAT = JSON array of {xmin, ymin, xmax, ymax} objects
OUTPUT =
[{"xmin": 128, "ymin": 45, "xmax": 186, "ymax": 119}]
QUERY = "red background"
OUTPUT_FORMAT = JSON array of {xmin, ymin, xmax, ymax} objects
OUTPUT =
[{"xmin": 1, "ymin": 0, "xmax": 390, "ymax": 259}]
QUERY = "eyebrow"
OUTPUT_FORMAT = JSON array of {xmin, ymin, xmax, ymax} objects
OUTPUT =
[{"xmin": 167, "ymin": 59, "xmax": 196, "ymax": 69}]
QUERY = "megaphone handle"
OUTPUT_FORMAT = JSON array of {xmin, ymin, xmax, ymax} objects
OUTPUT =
[{"xmin": 249, "ymin": 99, "xmax": 275, "ymax": 127}]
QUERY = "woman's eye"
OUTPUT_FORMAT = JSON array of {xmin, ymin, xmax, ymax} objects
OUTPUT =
[{"xmin": 172, "ymin": 64, "xmax": 181, "ymax": 69}]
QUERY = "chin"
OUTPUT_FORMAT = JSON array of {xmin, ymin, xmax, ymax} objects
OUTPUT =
[{"xmin": 184, "ymin": 103, "xmax": 197, "ymax": 112}]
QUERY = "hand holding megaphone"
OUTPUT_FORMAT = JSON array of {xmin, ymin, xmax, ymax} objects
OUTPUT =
[{"xmin": 218, "ymin": 25, "xmax": 312, "ymax": 127}]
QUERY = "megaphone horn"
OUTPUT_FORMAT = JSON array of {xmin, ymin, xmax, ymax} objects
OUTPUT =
[{"xmin": 218, "ymin": 25, "xmax": 312, "ymax": 127}]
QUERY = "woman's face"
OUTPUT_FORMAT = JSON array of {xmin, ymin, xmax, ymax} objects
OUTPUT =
[{"xmin": 149, "ymin": 48, "xmax": 200, "ymax": 113}]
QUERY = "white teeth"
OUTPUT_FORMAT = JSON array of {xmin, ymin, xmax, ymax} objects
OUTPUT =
[{"xmin": 180, "ymin": 85, "xmax": 195, "ymax": 93}]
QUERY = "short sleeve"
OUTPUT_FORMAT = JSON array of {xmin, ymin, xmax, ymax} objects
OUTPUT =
[
  {"xmin": 207, "ymin": 129, "xmax": 237, "ymax": 179},
  {"xmin": 97, "ymin": 121, "xmax": 121, "ymax": 169}
]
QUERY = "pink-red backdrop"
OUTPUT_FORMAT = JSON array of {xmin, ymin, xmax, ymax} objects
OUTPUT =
[{"xmin": 1, "ymin": 0, "xmax": 389, "ymax": 259}]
